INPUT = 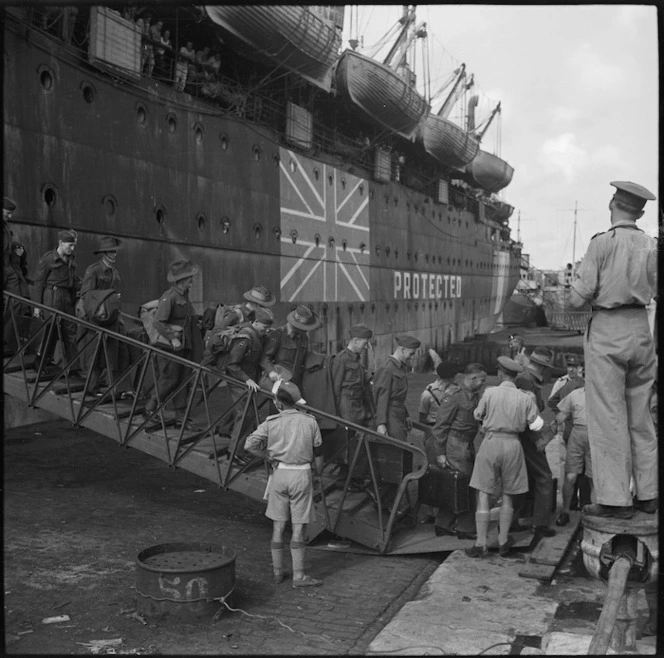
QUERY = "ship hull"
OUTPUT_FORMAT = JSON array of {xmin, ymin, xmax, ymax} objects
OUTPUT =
[
  {"xmin": 335, "ymin": 50, "xmax": 430, "ymax": 140},
  {"xmin": 420, "ymin": 114, "xmax": 479, "ymax": 169},
  {"xmin": 3, "ymin": 13, "xmax": 520, "ymax": 367}
]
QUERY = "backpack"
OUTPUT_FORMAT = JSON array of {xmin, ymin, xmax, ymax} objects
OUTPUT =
[
  {"xmin": 139, "ymin": 299, "xmax": 183, "ymax": 348},
  {"xmin": 200, "ymin": 324, "xmax": 248, "ymax": 372}
]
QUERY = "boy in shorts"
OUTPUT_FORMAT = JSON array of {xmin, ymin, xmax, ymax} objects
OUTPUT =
[
  {"xmin": 244, "ymin": 381, "xmax": 324, "ymax": 587},
  {"xmin": 466, "ymin": 357, "xmax": 544, "ymax": 558}
]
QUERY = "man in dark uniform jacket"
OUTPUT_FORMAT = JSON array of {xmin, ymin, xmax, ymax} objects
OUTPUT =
[
  {"xmin": 514, "ymin": 346, "xmax": 557, "ymax": 539},
  {"xmin": 374, "ymin": 335, "xmax": 420, "ymax": 441},
  {"xmin": 330, "ymin": 323, "xmax": 375, "ymax": 490},
  {"xmin": 202, "ymin": 284, "xmax": 275, "ymax": 333},
  {"xmin": 261, "ymin": 304, "xmax": 321, "ymax": 391},
  {"xmin": 143, "ymin": 260, "xmax": 203, "ymax": 428},
  {"xmin": 430, "ymin": 362, "xmax": 487, "ymax": 538},
  {"xmin": 225, "ymin": 306, "xmax": 274, "ymax": 461},
  {"xmin": 78, "ymin": 236, "xmax": 126, "ymax": 395},
  {"xmin": 33, "ymin": 229, "xmax": 81, "ymax": 374}
]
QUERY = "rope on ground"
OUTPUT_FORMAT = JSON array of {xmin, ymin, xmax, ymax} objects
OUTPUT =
[
  {"xmin": 213, "ymin": 595, "xmax": 337, "ymax": 646},
  {"xmin": 478, "ymin": 641, "xmax": 513, "ymax": 654}
]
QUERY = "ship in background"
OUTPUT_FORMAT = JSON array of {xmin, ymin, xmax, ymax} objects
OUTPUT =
[{"xmin": 3, "ymin": 4, "xmax": 522, "ymax": 367}]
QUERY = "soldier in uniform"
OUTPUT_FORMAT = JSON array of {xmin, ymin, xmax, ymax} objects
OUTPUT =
[
  {"xmin": 429, "ymin": 363, "xmax": 487, "ymax": 538},
  {"xmin": 548, "ymin": 353, "xmax": 589, "ymax": 510},
  {"xmin": 261, "ymin": 304, "xmax": 321, "ymax": 391},
  {"xmin": 514, "ymin": 346, "xmax": 557, "ymax": 539},
  {"xmin": 418, "ymin": 361, "xmax": 460, "ymax": 425},
  {"xmin": 78, "ymin": 236, "xmax": 124, "ymax": 395},
  {"xmin": 225, "ymin": 306, "xmax": 274, "ymax": 462},
  {"xmin": 466, "ymin": 357, "xmax": 544, "ymax": 558},
  {"xmin": 32, "ymin": 229, "xmax": 81, "ymax": 374},
  {"xmin": 330, "ymin": 323, "xmax": 375, "ymax": 491},
  {"xmin": 570, "ymin": 180, "xmax": 658, "ymax": 517},
  {"xmin": 202, "ymin": 284, "xmax": 275, "ymax": 333},
  {"xmin": 374, "ymin": 335, "xmax": 420, "ymax": 441},
  {"xmin": 244, "ymin": 381, "xmax": 324, "ymax": 588},
  {"xmin": 507, "ymin": 333, "xmax": 530, "ymax": 368},
  {"xmin": 142, "ymin": 260, "xmax": 204, "ymax": 427}
]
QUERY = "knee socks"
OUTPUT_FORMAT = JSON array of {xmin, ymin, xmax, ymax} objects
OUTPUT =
[
  {"xmin": 499, "ymin": 506, "xmax": 513, "ymax": 545},
  {"xmin": 290, "ymin": 541, "xmax": 306, "ymax": 575},
  {"xmin": 270, "ymin": 541, "xmax": 285, "ymax": 574},
  {"xmin": 475, "ymin": 511, "xmax": 490, "ymax": 547}
]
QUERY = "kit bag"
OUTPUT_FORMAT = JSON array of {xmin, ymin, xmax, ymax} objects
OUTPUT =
[
  {"xmin": 200, "ymin": 324, "xmax": 247, "ymax": 372},
  {"xmin": 139, "ymin": 299, "xmax": 183, "ymax": 349}
]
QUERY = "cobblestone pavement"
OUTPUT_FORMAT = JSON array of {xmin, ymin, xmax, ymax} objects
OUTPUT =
[{"xmin": 4, "ymin": 419, "xmax": 438, "ymax": 655}]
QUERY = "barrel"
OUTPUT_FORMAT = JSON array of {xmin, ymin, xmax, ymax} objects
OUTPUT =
[{"xmin": 136, "ymin": 542, "xmax": 236, "ymax": 621}]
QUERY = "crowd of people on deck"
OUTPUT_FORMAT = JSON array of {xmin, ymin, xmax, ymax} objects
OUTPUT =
[{"xmin": 2, "ymin": 180, "xmax": 658, "ymax": 608}]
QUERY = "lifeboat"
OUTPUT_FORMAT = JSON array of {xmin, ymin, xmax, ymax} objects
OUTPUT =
[
  {"xmin": 464, "ymin": 150, "xmax": 514, "ymax": 193},
  {"xmin": 204, "ymin": 6, "xmax": 342, "ymax": 92}
]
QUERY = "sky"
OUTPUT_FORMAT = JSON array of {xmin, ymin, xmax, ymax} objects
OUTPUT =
[{"xmin": 342, "ymin": 5, "xmax": 659, "ymax": 271}]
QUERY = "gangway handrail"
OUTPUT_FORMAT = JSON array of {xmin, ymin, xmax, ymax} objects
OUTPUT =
[{"xmin": 4, "ymin": 290, "xmax": 430, "ymax": 553}]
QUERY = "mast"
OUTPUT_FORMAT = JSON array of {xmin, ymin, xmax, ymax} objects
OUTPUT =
[
  {"xmin": 437, "ymin": 63, "xmax": 467, "ymax": 118},
  {"xmin": 383, "ymin": 6, "xmax": 415, "ymax": 69},
  {"xmin": 473, "ymin": 102, "xmax": 501, "ymax": 142},
  {"xmin": 572, "ymin": 200, "xmax": 578, "ymax": 277}
]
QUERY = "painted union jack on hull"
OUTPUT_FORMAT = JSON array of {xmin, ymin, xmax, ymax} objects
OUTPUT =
[{"xmin": 279, "ymin": 148, "xmax": 370, "ymax": 303}]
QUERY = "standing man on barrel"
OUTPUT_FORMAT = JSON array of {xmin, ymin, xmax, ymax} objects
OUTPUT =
[
  {"xmin": 570, "ymin": 180, "xmax": 658, "ymax": 518},
  {"xmin": 374, "ymin": 335, "xmax": 420, "ymax": 442},
  {"xmin": 32, "ymin": 229, "xmax": 81, "ymax": 375}
]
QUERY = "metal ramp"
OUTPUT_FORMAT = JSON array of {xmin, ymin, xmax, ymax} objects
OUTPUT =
[{"xmin": 4, "ymin": 291, "xmax": 511, "ymax": 555}]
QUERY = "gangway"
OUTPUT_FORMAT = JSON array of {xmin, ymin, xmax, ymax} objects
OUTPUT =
[{"xmin": 3, "ymin": 290, "xmax": 457, "ymax": 555}]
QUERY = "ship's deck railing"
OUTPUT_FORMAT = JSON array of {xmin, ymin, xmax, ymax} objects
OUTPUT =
[
  {"xmin": 4, "ymin": 290, "xmax": 428, "ymax": 553},
  {"xmin": 547, "ymin": 311, "xmax": 592, "ymax": 333},
  {"xmin": 7, "ymin": 5, "xmax": 515, "ymax": 232}
]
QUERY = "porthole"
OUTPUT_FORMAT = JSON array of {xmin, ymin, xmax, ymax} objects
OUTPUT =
[
  {"xmin": 406, "ymin": 251, "xmax": 411, "ymax": 260},
  {"xmin": 359, "ymin": 242, "xmax": 366, "ymax": 253},
  {"xmin": 272, "ymin": 152, "xmax": 280, "ymax": 167},
  {"xmin": 385, "ymin": 246, "xmax": 391, "ymax": 256},
  {"xmin": 196, "ymin": 213, "xmax": 206, "ymax": 231},
  {"xmin": 272, "ymin": 226, "xmax": 282, "ymax": 240},
  {"xmin": 252, "ymin": 144, "xmax": 262, "ymax": 161},
  {"xmin": 425, "ymin": 254, "xmax": 429, "ymax": 263},
  {"xmin": 221, "ymin": 217, "xmax": 231, "ymax": 234},
  {"xmin": 328, "ymin": 173, "xmax": 333, "ymax": 186},
  {"xmin": 289, "ymin": 159, "xmax": 297, "ymax": 174},
  {"xmin": 41, "ymin": 183, "xmax": 58, "ymax": 207},
  {"xmin": 136, "ymin": 102, "xmax": 147, "ymax": 125},
  {"xmin": 290, "ymin": 229, "xmax": 298, "ymax": 244},
  {"xmin": 359, "ymin": 184, "xmax": 364, "ymax": 196},
  {"xmin": 314, "ymin": 233, "xmax": 321, "ymax": 247},
  {"xmin": 167, "ymin": 112, "xmax": 177, "ymax": 133},
  {"xmin": 314, "ymin": 167, "xmax": 320, "ymax": 181},
  {"xmin": 394, "ymin": 249, "xmax": 399, "ymax": 259},
  {"xmin": 101, "ymin": 194, "xmax": 117, "ymax": 219},
  {"xmin": 342, "ymin": 239, "xmax": 347, "ymax": 251},
  {"xmin": 375, "ymin": 245, "xmax": 380, "ymax": 256},
  {"xmin": 219, "ymin": 133, "xmax": 229, "ymax": 151},
  {"xmin": 39, "ymin": 67, "xmax": 54, "ymax": 92},
  {"xmin": 253, "ymin": 223, "xmax": 263, "ymax": 239},
  {"xmin": 194, "ymin": 122, "xmax": 204, "ymax": 144},
  {"xmin": 81, "ymin": 81, "xmax": 96, "ymax": 103},
  {"xmin": 155, "ymin": 205, "xmax": 167, "ymax": 225},
  {"xmin": 341, "ymin": 177, "xmax": 346, "ymax": 190},
  {"xmin": 414, "ymin": 252, "xmax": 418, "ymax": 262},
  {"xmin": 328, "ymin": 236, "xmax": 335, "ymax": 249}
]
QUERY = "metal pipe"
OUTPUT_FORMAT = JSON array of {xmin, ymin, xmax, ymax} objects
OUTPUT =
[{"xmin": 587, "ymin": 556, "xmax": 632, "ymax": 654}]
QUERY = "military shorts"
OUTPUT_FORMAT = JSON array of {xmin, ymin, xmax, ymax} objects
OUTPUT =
[
  {"xmin": 470, "ymin": 434, "xmax": 528, "ymax": 496},
  {"xmin": 266, "ymin": 467, "xmax": 315, "ymax": 524},
  {"xmin": 565, "ymin": 425, "xmax": 592, "ymax": 478}
]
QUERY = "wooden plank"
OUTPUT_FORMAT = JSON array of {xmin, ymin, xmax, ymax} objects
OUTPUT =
[
  {"xmin": 530, "ymin": 512, "xmax": 580, "ymax": 566},
  {"xmin": 519, "ymin": 562, "xmax": 556, "ymax": 581}
]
